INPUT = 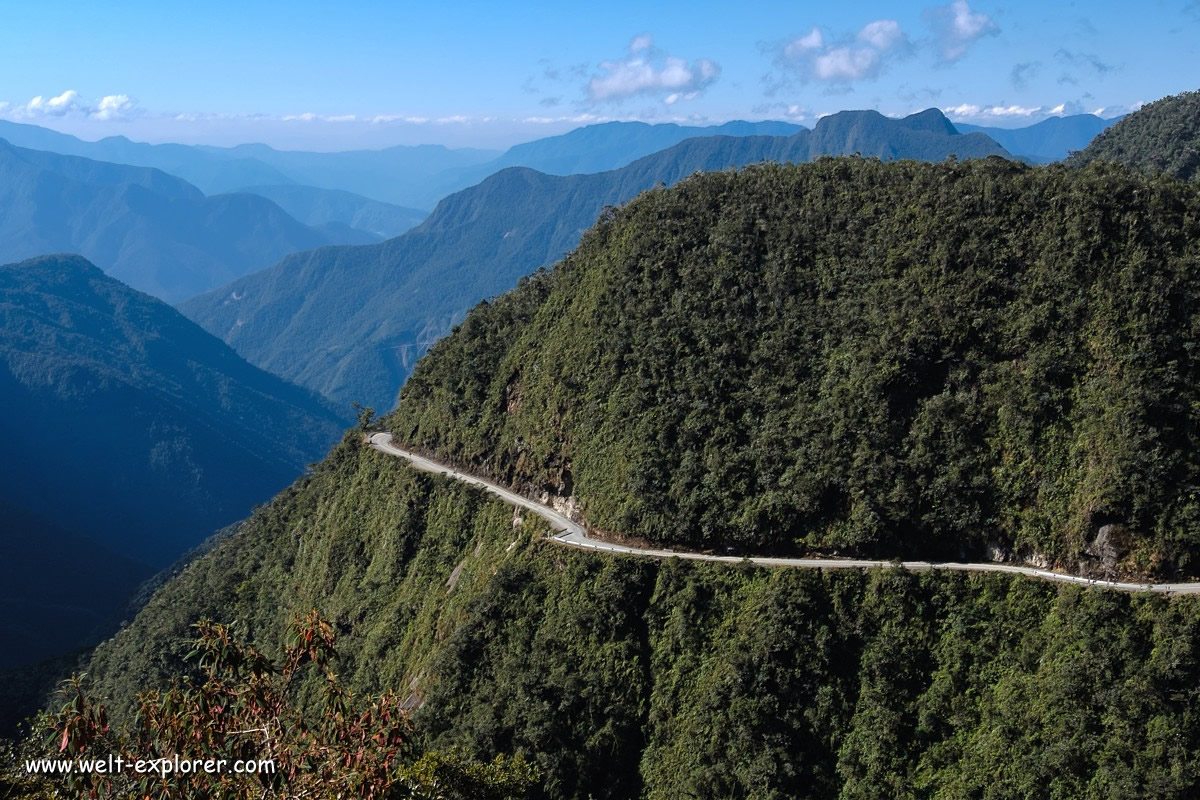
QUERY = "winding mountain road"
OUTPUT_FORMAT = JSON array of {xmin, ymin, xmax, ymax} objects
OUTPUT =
[{"xmin": 368, "ymin": 432, "xmax": 1200, "ymax": 595}]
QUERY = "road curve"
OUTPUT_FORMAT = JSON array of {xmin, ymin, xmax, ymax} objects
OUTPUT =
[{"xmin": 368, "ymin": 432, "xmax": 1200, "ymax": 595}]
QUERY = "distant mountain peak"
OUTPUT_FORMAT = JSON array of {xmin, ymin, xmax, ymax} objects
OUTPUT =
[{"xmin": 896, "ymin": 108, "xmax": 960, "ymax": 136}]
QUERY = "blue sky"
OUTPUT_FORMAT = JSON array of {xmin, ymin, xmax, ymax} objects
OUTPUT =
[{"xmin": 0, "ymin": 0, "xmax": 1195, "ymax": 150}]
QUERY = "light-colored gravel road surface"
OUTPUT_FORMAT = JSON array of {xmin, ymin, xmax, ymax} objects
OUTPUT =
[{"xmin": 369, "ymin": 432, "xmax": 1200, "ymax": 595}]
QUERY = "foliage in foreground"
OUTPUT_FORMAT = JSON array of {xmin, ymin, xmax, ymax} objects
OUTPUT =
[
  {"xmin": 70, "ymin": 438, "xmax": 1200, "ymax": 800},
  {"xmin": 6, "ymin": 611, "xmax": 534, "ymax": 800}
]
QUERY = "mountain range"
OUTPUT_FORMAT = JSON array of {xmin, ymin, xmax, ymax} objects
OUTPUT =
[
  {"xmin": 234, "ymin": 184, "xmax": 428, "ymax": 239},
  {"xmin": 180, "ymin": 108, "xmax": 1011, "ymax": 411},
  {"xmin": 0, "ymin": 501, "xmax": 151, "ymax": 671},
  {"xmin": 955, "ymin": 113, "xmax": 1121, "ymax": 161},
  {"xmin": 0, "ymin": 138, "xmax": 377, "ymax": 302},
  {"xmin": 0, "ymin": 118, "xmax": 497, "ymax": 198},
  {"xmin": 77, "ymin": 150, "xmax": 1200, "ymax": 800},
  {"xmin": 420, "ymin": 119, "xmax": 805, "ymax": 208}
]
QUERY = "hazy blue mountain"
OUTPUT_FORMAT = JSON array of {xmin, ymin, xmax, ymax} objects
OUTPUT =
[
  {"xmin": 180, "ymin": 109, "xmax": 1009, "ymax": 410},
  {"xmin": 955, "ymin": 114, "xmax": 1121, "ymax": 162},
  {"xmin": 198, "ymin": 142, "xmax": 499, "ymax": 206},
  {"xmin": 0, "ymin": 138, "xmax": 374, "ymax": 302},
  {"xmin": 494, "ymin": 120, "xmax": 804, "ymax": 173},
  {"xmin": 0, "ymin": 119, "xmax": 294, "ymax": 193},
  {"xmin": 0, "ymin": 254, "xmax": 350, "ymax": 569},
  {"xmin": 423, "ymin": 119, "xmax": 805, "ymax": 203},
  {"xmin": 239, "ymin": 184, "xmax": 428, "ymax": 239},
  {"xmin": 0, "ymin": 119, "xmax": 498, "ymax": 205}
]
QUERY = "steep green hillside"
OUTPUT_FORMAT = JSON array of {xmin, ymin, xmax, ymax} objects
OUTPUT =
[
  {"xmin": 391, "ymin": 159, "xmax": 1200, "ymax": 576},
  {"xmin": 180, "ymin": 109, "xmax": 1007, "ymax": 410},
  {"xmin": 0, "ymin": 254, "xmax": 349, "ymax": 567},
  {"xmin": 1069, "ymin": 90, "xmax": 1200, "ymax": 181},
  {"xmin": 83, "ymin": 434, "xmax": 1200, "ymax": 799}
]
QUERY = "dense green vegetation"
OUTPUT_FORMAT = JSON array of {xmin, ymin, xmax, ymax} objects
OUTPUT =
[
  {"xmin": 10, "ymin": 614, "xmax": 535, "ymax": 799},
  {"xmin": 75, "ymin": 434, "xmax": 1200, "ymax": 799},
  {"xmin": 391, "ymin": 158, "xmax": 1200, "ymax": 576},
  {"xmin": 1069, "ymin": 90, "xmax": 1200, "ymax": 181},
  {"xmin": 0, "ymin": 138, "xmax": 375, "ymax": 302},
  {"xmin": 181, "ymin": 109, "xmax": 1007, "ymax": 410}
]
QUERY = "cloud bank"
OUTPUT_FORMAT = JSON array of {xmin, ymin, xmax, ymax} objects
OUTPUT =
[
  {"xmin": 0, "ymin": 90, "xmax": 139, "ymax": 121},
  {"xmin": 588, "ymin": 35, "xmax": 720, "ymax": 104},
  {"xmin": 779, "ymin": 19, "xmax": 912, "ymax": 84}
]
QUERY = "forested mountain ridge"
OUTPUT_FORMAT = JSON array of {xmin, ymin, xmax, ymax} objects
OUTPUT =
[
  {"xmin": 77, "ymin": 435, "xmax": 1200, "ymax": 800},
  {"xmin": 0, "ymin": 138, "xmax": 371, "ymax": 302},
  {"xmin": 39, "ymin": 155, "xmax": 1200, "ymax": 800},
  {"xmin": 0, "ymin": 254, "xmax": 349, "ymax": 568},
  {"xmin": 1069, "ymin": 90, "xmax": 1200, "ymax": 181},
  {"xmin": 180, "ymin": 109, "xmax": 1009, "ymax": 411},
  {"xmin": 390, "ymin": 158, "xmax": 1200, "ymax": 578}
]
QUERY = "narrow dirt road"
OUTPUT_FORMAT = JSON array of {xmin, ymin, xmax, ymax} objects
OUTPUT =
[{"xmin": 368, "ymin": 433, "xmax": 1200, "ymax": 594}]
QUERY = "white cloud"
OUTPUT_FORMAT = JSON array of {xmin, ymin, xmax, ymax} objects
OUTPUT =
[
  {"xmin": 858, "ymin": 20, "xmax": 906, "ymax": 50},
  {"xmin": 784, "ymin": 27, "xmax": 825, "ymax": 57},
  {"xmin": 925, "ymin": 0, "xmax": 999, "ymax": 62},
  {"xmin": 751, "ymin": 102, "xmax": 814, "ymax": 121},
  {"xmin": 587, "ymin": 35, "xmax": 721, "ymax": 104},
  {"xmin": 522, "ymin": 112, "xmax": 614, "ymax": 125},
  {"xmin": 0, "ymin": 90, "xmax": 140, "ymax": 122},
  {"xmin": 629, "ymin": 33, "xmax": 654, "ymax": 53},
  {"xmin": 943, "ymin": 103, "xmax": 1041, "ymax": 119},
  {"xmin": 93, "ymin": 94, "xmax": 136, "ymax": 121},
  {"xmin": 779, "ymin": 19, "xmax": 911, "ymax": 84},
  {"xmin": 947, "ymin": 98, "xmax": 1143, "ymax": 125}
]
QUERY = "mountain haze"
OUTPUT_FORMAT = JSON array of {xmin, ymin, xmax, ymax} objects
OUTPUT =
[
  {"xmin": 955, "ymin": 113, "xmax": 1119, "ymax": 161},
  {"xmin": 237, "ymin": 184, "xmax": 428, "ymax": 239},
  {"xmin": 421, "ymin": 119, "xmax": 805, "ymax": 207},
  {"xmin": 0, "ymin": 139, "xmax": 372, "ymax": 302},
  {"xmin": 0, "ymin": 119, "xmax": 295, "ymax": 193},
  {"xmin": 0, "ymin": 119, "xmax": 498, "ymax": 204},
  {"xmin": 181, "ymin": 109, "xmax": 1010, "ymax": 410}
]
